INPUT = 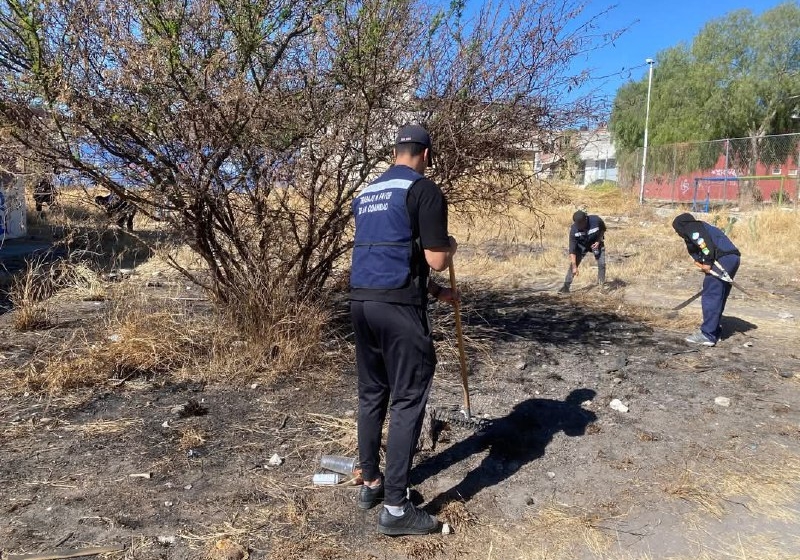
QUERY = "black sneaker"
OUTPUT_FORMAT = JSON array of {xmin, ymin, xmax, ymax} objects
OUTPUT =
[
  {"xmin": 557, "ymin": 284, "xmax": 570, "ymax": 294},
  {"xmin": 358, "ymin": 482, "xmax": 384, "ymax": 510},
  {"xmin": 378, "ymin": 502, "xmax": 438, "ymax": 536}
]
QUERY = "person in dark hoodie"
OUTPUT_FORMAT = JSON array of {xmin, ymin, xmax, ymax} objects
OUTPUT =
[{"xmin": 672, "ymin": 213, "xmax": 741, "ymax": 346}]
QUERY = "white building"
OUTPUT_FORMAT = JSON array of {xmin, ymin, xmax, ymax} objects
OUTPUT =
[
  {"xmin": 0, "ymin": 152, "xmax": 27, "ymax": 240},
  {"xmin": 577, "ymin": 127, "xmax": 617, "ymax": 186}
]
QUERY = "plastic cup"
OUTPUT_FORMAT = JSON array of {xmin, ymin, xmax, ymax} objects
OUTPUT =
[{"xmin": 320, "ymin": 455, "xmax": 357, "ymax": 475}]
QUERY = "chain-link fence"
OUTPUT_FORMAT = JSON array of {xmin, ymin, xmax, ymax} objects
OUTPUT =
[{"xmin": 621, "ymin": 133, "xmax": 800, "ymax": 208}]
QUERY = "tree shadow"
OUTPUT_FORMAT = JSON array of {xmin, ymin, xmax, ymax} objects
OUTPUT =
[
  {"xmin": 720, "ymin": 316, "xmax": 758, "ymax": 340},
  {"xmin": 412, "ymin": 388, "xmax": 597, "ymax": 514}
]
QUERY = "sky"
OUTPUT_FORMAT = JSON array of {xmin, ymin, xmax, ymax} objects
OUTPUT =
[{"xmin": 576, "ymin": 0, "xmax": 790, "ymax": 108}]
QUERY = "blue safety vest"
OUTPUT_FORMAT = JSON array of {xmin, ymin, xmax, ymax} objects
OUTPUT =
[{"xmin": 350, "ymin": 165, "xmax": 421, "ymax": 290}]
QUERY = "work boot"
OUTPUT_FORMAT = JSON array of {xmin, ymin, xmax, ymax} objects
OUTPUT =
[
  {"xmin": 358, "ymin": 480, "xmax": 384, "ymax": 510},
  {"xmin": 377, "ymin": 502, "xmax": 438, "ymax": 536},
  {"xmin": 557, "ymin": 283, "xmax": 570, "ymax": 294}
]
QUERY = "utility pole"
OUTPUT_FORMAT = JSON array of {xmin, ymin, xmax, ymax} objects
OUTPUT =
[{"xmin": 639, "ymin": 58, "xmax": 655, "ymax": 205}]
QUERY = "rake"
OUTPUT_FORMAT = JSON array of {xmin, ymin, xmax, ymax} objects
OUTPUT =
[{"xmin": 429, "ymin": 263, "xmax": 491, "ymax": 431}]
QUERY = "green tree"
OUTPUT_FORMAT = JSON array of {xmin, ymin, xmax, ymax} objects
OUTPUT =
[{"xmin": 610, "ymin": 2, "xmax": 800, "ymax": 203}]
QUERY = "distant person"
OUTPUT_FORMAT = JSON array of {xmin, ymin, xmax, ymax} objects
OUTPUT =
[
  {"xmin": 33, "ymin": 177, "xmax": 57, "ymax": 213},
  {"xmin": 558, "ymin": 210, "xmax": 606, "ymax": 293},
  {"xmin": 95, "ymin": 192, "xmax": 136, "ymax": 232},
  {"xmin": 672, "ymin": 213, "xmax": 740, "ymax": 346},
  {"xmin": 350, "ymin": 124, "xmax": 457, "ymax": 536}
]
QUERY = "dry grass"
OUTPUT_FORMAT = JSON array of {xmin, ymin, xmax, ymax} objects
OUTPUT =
[
  {"xmin": 664, "ymin": 449, "xmax": 800, "ymax": 524},
  {"xmin": 179, "ymin": 426, "xmax": 208, "ymax": 450},
  {"xmin": 8, "ymin": 259, "xmax": 57, "ymax": 331},
  {"xmin": 452, "ymin": 184, "xmax": 799, "ymax": 288},
  {"xmin": 304, "ymin": 413, "xmax": 358, "ymax": 457}
]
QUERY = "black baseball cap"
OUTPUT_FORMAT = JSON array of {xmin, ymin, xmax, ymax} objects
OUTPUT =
[
  {"xmin": 572, "ymin": 210, "xmax": 588, "ymax": 223},
  {"xmin": 396, "ymin": 124, "xmax": 433, "ymax": 166}
]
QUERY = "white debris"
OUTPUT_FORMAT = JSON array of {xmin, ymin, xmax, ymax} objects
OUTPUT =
[
  {"xmin": 268, "ymin": 453, "xmax": 284, "ymax": 467},
  {"xmin": 164, "ymin": 501, "xmax": 173, "ymax": 507},
  {"xmin": 609, "ymin": 399, "xmax": 629, "ymax": 413},
  {"xmin": 743, "ymin": 341, "xmax": 753, "ymax": 348},
  {"xmin": 161, "ymin": 420, "xmax": 171, "ymax": 428},
  {"xmin": 442, "ymin": 523, "xmax": 452, "ymax": 535},
  {"xmin": 184, "ymin": 484, "xmax": 193, "ymax": 490},
  {"xmin": 546, "ymin": 471, "xmax": 556, "ymax": 479},
  {"xmin": 581, "ymin": 400, "xmax": 593, "ymax": 408},
  {"xmin": 157, "ymin": 536, "xmax": 176, "ymax": 546},
  {"xmin": 777, "ymin": 311, "xmax": 794, "ymax": 320},
  {"xmin": 515, "ymin": 360, "xmax": 527, "ymax": 370},
  {"xmin": 107, "ymin": 334, "xmax": 121, "ymax": 342},
  {"xmin": 714, "ymin": 396, "xmax": 731, "ymax": 407},
  {"xmin": 250, "ymin": 383, "xmax": 259, "ymax": 390},
  {"xmin": 612, "ymin": 377, "xmax": 622, "ymax": 385}
]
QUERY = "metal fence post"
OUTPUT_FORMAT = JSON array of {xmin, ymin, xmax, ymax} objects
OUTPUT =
[{"xmin": 723, "ymin": 138, "xmax": 730, "ymax": 205}]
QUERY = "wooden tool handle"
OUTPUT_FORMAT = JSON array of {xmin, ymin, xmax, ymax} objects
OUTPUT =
[{"xmin": 448, "ymin": 262, "xmax": 471, "ymax": 418}]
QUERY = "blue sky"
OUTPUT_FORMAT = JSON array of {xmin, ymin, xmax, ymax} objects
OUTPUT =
[{"xmin": 578, "ymin": 0, "xmax": 789, "ymax": 106}]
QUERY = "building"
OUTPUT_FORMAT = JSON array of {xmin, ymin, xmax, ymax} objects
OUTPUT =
[
  {"xmin": 577, "ymin": 127, "xmax": 617, "ymax": 186},
  {"xmin": 0, "ymin": 147, "xmax": 27, "ymax": 240}
]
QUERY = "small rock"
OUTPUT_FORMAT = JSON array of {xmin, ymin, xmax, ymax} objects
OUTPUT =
[
  {"xmin": 612, "ymin": 377, "xmax": 622, "ymax": 385},
  {"xmin": 164, "ymin": 482, "xmax": 174, "ymax": 489},
  {"xmin": 714, "ymin": 396, "xmax": 731, "ymax": 407},
  {"xmin": 442, "ymin": 523, "xmax": 452, "ymax": 535},
  {"xmin": 250, "ymin": 383, "xmax": 258, "ymax": 390},
  {"xmin": 268, "ymin": 453, "xmax": 284, "ymax": 467},
  {"xmin": 157, "ymin": 535, "xmax": 176, "ymax": 546},
  {"xmin": 161, "ymin": 420, "xmax": 171, "ymax": 428},
  {"xmin": 164, "ymin": 501, "xmax": 173, "ymax": 507},
  {"xmin": 546, "ymin": 471, "xmax": 556, "ymax": 479},
  {"xmin": 107, "ymin": 334, "xmax": 121, "ymax": 342},
  {"xmin": 609, "ymin": 399, "xmax": 629, "ymax": 413},
  {"xmin": 170, "ymin": 405, "xmax": 185, "ymax": 415},
  {"xmin": 184, "ymin": 484, "xmax": 193, "ymax": 490},
  {"xmin": 581, "ymin": 400, "xmax": 593, "ymax": 408},
  {"xmin": 743, "ymin": 341, "xmax": 753, "ymax": 348},
  {"xmin": 515, "ymin": 360, "xmax": 527, "ymax": 371},
  {"xmin": 343, "ymin": 409, "xmax": 355, "ymax": 417},
  {"xmin": 777, "ymin": 311, "xmax": 794, "ymax": 320}
]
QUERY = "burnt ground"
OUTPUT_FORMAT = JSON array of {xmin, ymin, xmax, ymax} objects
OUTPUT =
[{"xmin": 1, "ymin": 277, "xmax": 799, "ymax": 560}]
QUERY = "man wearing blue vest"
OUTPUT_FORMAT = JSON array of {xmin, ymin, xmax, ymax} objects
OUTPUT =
[
  {"xmin": 350, "ymin": 124, "xmax": 457, "ymax": 536},
  {"xmin": 672, "ymin": 212, "xmax": 741, "ymax": 346},
  {"xmin": 558, "ymin": 210, "xmax": 606, "ymax": 293}
]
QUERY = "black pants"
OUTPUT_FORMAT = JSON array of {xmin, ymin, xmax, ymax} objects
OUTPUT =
[{"xmin": 351, "ymin": 300, "xmax": 436, "ymax": 506}]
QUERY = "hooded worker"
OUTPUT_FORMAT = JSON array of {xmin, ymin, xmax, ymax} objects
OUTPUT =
[{"xmin": 672, "ymin": 212, "xmax": 741, "ymax": 346}]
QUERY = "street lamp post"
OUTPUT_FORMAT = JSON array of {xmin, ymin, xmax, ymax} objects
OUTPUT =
[{"xmin": 639, "ymin": 58, "xmax": 655, "ymax": 205}]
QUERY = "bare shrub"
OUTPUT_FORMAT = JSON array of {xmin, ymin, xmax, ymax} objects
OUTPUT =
[{"xmin": 0, "ymin": 0, "xmax": 618, "ymax": 328}]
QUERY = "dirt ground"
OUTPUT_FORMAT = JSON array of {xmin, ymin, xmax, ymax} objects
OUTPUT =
[{"xmin": 1, "ymin": 219, "xmax": 799, "ymax": 560}]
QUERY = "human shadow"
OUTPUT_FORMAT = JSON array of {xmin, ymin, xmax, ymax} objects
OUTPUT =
[
  {"xmin": 719, "ymin": 316, "xmax": 757, "ymax": 340},
  {"xmin": 412, "ymin": 388, "xmax": 597, "ymax": 514}
]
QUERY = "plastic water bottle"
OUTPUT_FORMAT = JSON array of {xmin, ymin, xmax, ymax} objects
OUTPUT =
[
  {"xmin": 319, "ymin": 455, "xmax": 357, "ymax": 475},
  {"xmin": 312, "ymin": 473, "xmax": 343, "ymax": 485}
]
